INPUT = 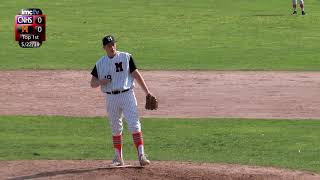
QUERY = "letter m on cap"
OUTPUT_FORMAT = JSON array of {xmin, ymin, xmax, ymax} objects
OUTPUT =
[{"xmin": 115, "ymin": 62, "xmax": 123, "ymax": 72}]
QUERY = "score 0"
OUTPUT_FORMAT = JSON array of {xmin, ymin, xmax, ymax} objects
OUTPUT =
[
  {"xmin": 34, "ymin": 15, "xmax": 46, "ymax": 41},
  {"xmin": 33, "ymin": 15, "xmax": 46, "ymax": 41}
]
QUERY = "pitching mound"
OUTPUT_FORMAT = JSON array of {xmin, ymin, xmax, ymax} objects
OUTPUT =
[{"xmin": 1, "ymin": 160, "xmax": 319, "ymax": 180}]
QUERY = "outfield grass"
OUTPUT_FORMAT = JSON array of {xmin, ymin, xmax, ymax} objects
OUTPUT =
[
  {"xmin": 1, "ymin": 0, "xmax": 320, "ymax": 70},
  {"xmin": 0, "ymin": 116, "xmax": 319, "ymax": 173}
]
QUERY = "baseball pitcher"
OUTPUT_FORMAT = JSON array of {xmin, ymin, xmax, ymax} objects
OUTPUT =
[{"xmin": 90, "ymin": 35, "xmax": 158, "ymax": 166}]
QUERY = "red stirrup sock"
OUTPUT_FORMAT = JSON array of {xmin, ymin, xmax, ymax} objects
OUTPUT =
[
  {"xmin": 112, "ymin": 135, "xmax": 123, "ymax": 158},
  {"xmin": 132, "ymin": 132, "xmax": 145, "ymax": 157}
]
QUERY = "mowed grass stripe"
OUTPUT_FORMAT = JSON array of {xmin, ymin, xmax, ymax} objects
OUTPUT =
[
  {"xmin": 1, "ymin": 0, "xmax": 320, "ymax": 70},
  {"xmin": 0, "ymin": 116, "xmax": 319, "ymax": 173}
]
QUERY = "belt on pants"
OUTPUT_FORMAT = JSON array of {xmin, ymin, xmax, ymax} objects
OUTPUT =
[{"xmin": 106, "ymin": 89, "xmax": 130, "ymax": 95}]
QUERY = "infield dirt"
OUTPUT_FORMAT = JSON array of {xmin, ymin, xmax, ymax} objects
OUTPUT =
[{"xmin": 1, "ymin": 70, "xmax": 320, "ymax": 119}]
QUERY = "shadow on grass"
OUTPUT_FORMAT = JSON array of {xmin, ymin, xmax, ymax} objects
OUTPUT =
[{"xmin": 6, "ymin": 166, "xmax": 143, "ymax": 180}]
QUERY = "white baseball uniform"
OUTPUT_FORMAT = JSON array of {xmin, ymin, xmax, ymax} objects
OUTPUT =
[
  {"xmin": 91, "ymin": 51, "xmax": 141, "ymax": 135},
  {"xmin": 292, "ymin": 0, "xmax": 304, "ymax": 4}
]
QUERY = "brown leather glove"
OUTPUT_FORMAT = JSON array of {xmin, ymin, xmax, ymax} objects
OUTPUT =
[{"xmin": 145, "ymin": 94, "xmax": 158, "ymax": 110}]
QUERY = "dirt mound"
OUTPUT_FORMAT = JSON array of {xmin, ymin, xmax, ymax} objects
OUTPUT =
[{"xmin": 1, "ymin": 160, "xmax": 319, "ymax": 180}]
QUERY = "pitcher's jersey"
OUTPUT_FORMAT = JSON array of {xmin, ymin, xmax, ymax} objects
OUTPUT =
[{"xmin": 91, "ymin": 51, "xmax": 137, "ymax": 93}]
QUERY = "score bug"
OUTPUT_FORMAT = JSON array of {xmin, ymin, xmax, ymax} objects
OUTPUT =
[{"xmin": 15, "ymin": 8, "xmax": 46, "ymax": 48}]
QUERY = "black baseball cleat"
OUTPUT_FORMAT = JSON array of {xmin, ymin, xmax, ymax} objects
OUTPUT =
[
  {"xmin": 302, "ymin": 11, "xmax": 306, "ymax": 15},
  {"xmin": 292, "ymin": 11, "xmax": 297, "ymax": 15}
]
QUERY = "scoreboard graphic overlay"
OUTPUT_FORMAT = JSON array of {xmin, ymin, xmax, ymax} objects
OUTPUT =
[{"xmin": 15, "ymin": 8, "xmax": 46, "ymax": 48}]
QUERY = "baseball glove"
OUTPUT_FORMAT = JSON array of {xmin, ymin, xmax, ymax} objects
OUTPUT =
[{"xmin": 145, "ymin": 94, "xmax": 158, "ymax": 110}]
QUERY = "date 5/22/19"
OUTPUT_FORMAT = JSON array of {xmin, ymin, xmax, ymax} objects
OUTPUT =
[{"xmin": 18, "ymin": 41, "xmax": 42, "ymax": 48}]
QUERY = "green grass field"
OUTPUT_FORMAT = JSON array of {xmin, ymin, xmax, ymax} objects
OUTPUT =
[
  {"xmin": 1, "ymin": 116, "xmax": 320, "ymax": 173},
  {"xmin": 1, "ymin": 0, "xmax": 319, "ymax": 175},
  {"xmin": 1, "ymin": 0, "xmax": 320, "ymax": 70}
]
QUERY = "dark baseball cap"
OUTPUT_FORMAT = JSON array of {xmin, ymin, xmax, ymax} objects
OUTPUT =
[{"xmin": 102, "ymin": 35, "xmax": 116, "ymax": 46}]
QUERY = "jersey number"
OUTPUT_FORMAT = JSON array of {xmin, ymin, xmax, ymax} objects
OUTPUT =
[{"xmin": 115, "ymin": 62, "xmax": 124, "ymax": 72}]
